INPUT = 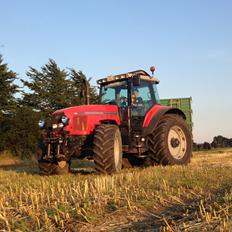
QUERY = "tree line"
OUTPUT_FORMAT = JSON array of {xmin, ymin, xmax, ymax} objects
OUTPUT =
[
  {"xmin": 193, "ymin": 135, "xmax": 232, "ymax": 151},
  {"xmin": 0, "ymin": 55, "xmax": 98, "ymax": 157}
]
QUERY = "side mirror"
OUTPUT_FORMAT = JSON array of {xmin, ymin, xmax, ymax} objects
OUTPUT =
[{"xmin": 132, "ymin": 75, "xmax": 141, "ymax": 86}]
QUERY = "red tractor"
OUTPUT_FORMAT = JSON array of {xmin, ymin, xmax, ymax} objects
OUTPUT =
[{"xmin": 37, "ymin": 68, "xmax": 192, "ymax": 175}]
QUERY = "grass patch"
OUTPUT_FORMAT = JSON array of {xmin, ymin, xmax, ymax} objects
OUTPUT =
[
  {"xmin": 0, "ymin": 150, "xmax": 231, "ymax": 231},
  {"xmin": 0, "ymin": 151, "xmax": 37, "ymax": 167},
  {"xmin": 0, "ymin": 150, "xmax": 23, "ymax": 166}
]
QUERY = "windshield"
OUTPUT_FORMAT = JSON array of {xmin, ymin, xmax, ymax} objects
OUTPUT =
[
  {"xmin": 100, "ymin": 79, "xmax": 160, "ymax": 116},
  {"xmin": 100, "ymin": 80, "xmax": 128, "ymax": 107}
]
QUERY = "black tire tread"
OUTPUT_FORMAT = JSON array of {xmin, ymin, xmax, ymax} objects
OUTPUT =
[
  {"xmin": 93, "ymin": 124, "xmax": 122, "ymax": 174},
  {"xmin": 147, "ymin": 114, "xmax": 192, "ymax": 165}
]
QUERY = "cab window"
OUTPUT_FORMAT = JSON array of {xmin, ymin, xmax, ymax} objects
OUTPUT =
[
  {"xmin": 131, "ymin": 80, "xmax": 156, "ymax": 116},
  {"xmin": 100, "ymin": 81, "xmax": 128, "ymax": 107}
]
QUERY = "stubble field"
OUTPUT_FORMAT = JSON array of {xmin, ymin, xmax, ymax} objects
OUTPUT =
[{"xmin": 0, "ymin": 149, "xmax": 232, "ymax": 232}]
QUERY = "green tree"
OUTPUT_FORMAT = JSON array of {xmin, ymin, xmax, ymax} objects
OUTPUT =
[
  {"xmin": 22, "ymin": 59, "xmax": 99, "ymax": 117},
  {"xmin": 1, "ymin": 105, "xmax": 40, "ymax": 157},
  {"xmin": 0, "ymin": 55, "xmax": 18, "ymax": 118},
  {"xmin": 0, "ymin": 55, "xmax": 18, "ymax": 152},
  {"xmin": 22, "ymin": 59, "xmax": 72, "ymax": 117},
  {"xmin": 69, "ymin": 68, "xmax": 99, "ymax": 105}
]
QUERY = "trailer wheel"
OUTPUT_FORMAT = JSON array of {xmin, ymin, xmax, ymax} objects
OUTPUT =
[
  {"xmin": 93, "ymin": 124, "xmax": 122, "ymax": 174},
  {"xmin": 147, "ymin": 114, "xmax": 192, "ymax": 165}
]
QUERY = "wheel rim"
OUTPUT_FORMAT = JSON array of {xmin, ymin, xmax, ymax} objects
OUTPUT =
[
  {"xmin": 114, "ymin": 134, "xmax": 121, "ymax": 167},
  {"xmin": 168, "ymin": 126, "xmax": 187, "ymax": 159}
]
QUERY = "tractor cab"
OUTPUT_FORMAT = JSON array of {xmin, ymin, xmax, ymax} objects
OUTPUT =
[
  {"xmin": 97, "ymin": 70, "xmax": 161, "ymax": 147},
  {"xmin": 98, "ymin": 70, "xmax": 160, "ymax": 114}
]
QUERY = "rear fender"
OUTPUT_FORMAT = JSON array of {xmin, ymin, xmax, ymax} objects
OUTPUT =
[{"xmin": 142, "ymin": 105, "xmax": 186, "ymax": 137}]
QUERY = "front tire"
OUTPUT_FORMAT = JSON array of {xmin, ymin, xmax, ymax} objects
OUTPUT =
[
  {"xmin": 147, "ymin": 114, "xmax": 192, "ymax": 165},
  {"xmin": 38, "ymin": 160, "xmax": 70, "ymax": 175},
  {"xmin": 36, "ymin": 142, "xmax": 70, "ymax": 175},
  {"xmin": 93, "ymin": 124, "xmax": 122, "ymax": 174}
]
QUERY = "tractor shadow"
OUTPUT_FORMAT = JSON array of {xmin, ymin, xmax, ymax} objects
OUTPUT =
[
  {"xmin": 70, "ymin": 169, "xmax": 96, "ymax": 175},
  {"xmin": 70, "ymin": 159, "xmax": 96, "ymax": 175},
  {"xmin": 0, "ymin": 163, "xmax": 40, "ymax": 175},
  {"xmin": 0, "ymin": 159, "xmax": 96, "ymax": 176}
]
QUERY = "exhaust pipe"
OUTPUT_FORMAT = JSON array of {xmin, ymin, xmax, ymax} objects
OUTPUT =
[{"xmin": 80, "ymin": 78, "xmax": 90, "ymax": 105}]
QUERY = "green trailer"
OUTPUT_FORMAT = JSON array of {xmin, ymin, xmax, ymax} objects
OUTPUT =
[{"xmin": 160, "ymin": 97, "xmax": 193, "ymax": 132}]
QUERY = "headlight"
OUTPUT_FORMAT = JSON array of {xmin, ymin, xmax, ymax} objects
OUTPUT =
[
  {"xmin": 58, "ymin": 123, "xmax": 64, "ymax": 128},
  {"xmin": 61, "ymin": 115, "xmax": 69, "ymax": 125},
  {"xmin": 52, "ymin": 124, "xmax": 58, "ymax": 129},
  {"xmin": 52, "ymin": 123, "xmax": 64, "ymax": 129},
  {"xmin": 38, "ymin": 120, "xmax": 45, "ymax": 129}
]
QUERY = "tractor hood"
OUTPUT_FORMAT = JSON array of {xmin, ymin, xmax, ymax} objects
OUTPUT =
[{"xmin": 52, "ymin": 105, "xmax": 120, "ymax": 135}]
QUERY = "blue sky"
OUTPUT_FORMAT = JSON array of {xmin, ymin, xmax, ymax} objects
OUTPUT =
[{"xmin": 1, "ymin": 0, "xmax": 231, "ymax": 142}]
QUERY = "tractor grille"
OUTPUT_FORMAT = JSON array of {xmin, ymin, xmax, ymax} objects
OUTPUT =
[{"xmin": 73, "ymin": 115, "xmax": 88, "ymax": 132}]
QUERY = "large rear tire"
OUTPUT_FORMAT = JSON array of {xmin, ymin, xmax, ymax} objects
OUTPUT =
[
  {"xmin": 93, "ymin": 124, "xmax": 122, "ymax": 174},
  {"xmin": 147, "ymin": 114, "xmax": 192, "ymax": 165}
]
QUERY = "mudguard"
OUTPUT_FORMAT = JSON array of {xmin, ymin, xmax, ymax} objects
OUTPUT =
[{"xmin": 142, "ymin": 104, "xmax": 186, "ymax": 137}]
